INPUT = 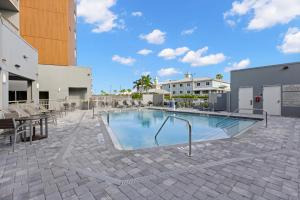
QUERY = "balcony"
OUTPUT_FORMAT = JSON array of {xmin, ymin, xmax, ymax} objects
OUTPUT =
[{"xmin": 0, "ymin": 0, "xmax": 19, "ymax": 11}]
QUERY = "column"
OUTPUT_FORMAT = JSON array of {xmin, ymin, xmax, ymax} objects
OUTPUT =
[
  {"xmin": 27, "ymin": 80, "xmax": 39, "ymax": 106},
  {"xmin": 0, "ymin": 70, "xmax": 9, "ymax": 109}
]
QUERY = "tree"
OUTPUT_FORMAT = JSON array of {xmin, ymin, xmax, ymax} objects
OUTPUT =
[
  {"xmin": 141, "ymin": 75, "xmax": 153, "ymax": 92},
  {"xmin": 133, "ymin": 79, "xmax": 142, "ymax": 92},
  {"xmin": 100, "ymin": 90, "xmax": 107, "ymax": 95},
  {"xmin": 216, "ymin": 74, "xmax": 223, "ymax": 80},
  {"xmin": 127, "ymin": 89, "xmax": 132, "ymax": 93},
  {"xmin": 133, "ymin": 75, "xmax": 153, "ymax": 93}
]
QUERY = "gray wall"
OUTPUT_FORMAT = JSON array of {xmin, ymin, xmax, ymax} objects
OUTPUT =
[
  {"xmin": 230, "ymin": 62, "xmax": 300, "ymax": 117},
  {"xmin": 38, "ymin": 64, "xmax": 92, "ymax": 101}
]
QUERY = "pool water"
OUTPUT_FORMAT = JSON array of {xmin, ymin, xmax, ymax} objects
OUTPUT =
[{"xmin": 106, "ymin": 110, "xmax": 258, "ymax": 150}]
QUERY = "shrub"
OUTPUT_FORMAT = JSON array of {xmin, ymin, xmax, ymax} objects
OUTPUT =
[{"xmin": 132, "ymin": 93, "xmax": 142, "ymax": 100}]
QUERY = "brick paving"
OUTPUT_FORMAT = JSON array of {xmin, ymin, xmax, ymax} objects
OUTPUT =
[{"xmin": 0, "ymin": 109, "xmax": 299, "ymax": 200}]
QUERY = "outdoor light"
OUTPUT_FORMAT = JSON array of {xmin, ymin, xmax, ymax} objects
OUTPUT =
[
  {"xmin": 2, "ymin": 73, "xmax": 7, "ymax": 84},
  {"xmin": 282, "ymin": 66, "xmax": 289, "ymax": 70},
  {"xmin": 36, "ymin": 83, "xmax": 39, "ymax": 89},
  {"xmin": 58, "ymin": 88, "xmax": 61, "ymax": 92}
]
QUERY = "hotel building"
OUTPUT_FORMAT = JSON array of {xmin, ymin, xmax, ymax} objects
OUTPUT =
[
  {"xmin": 8, "ymin": 0, "xmax": 92, "ymax": 107},
  {"xmin": 0, "ymin": 0, "xmax": 39, "ymax": 109},
  {"xmin": 160, "ymin": 74, "xmax": 230, "ymax": 95}
]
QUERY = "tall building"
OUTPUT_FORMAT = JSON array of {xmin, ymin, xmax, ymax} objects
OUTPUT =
[
  {"xmin": 20, "ymin": 0, "xmax": 76, "ymax": 66},
  {"xmin": 15, "ymin": 0, "xmax": 92, "ymax": 108}
]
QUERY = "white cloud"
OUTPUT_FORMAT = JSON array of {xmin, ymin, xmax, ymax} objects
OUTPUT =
[
  {"xmin": 132, "ymin": 11, "xmax": 143, "ymax": 17},
  {"xmin": 157, "ymin": 68, "xmax": 181, "ymax": 77},
  {"xmin": 158, "ymin": 47, "xmax": 189, "ymax": 60},
  {"xmin": 137, "ymin": 49, "xmax": 153, "ymax": 56},
  {"xmin": 112, "ymin": 55, "xmax": 135, "ymax": 65},
  {"xmin": 77, "ymin": 0, "xmax": 124, "ymax": 33},
  {"xmin": 224, "ymin": 58, "xmax": 251, "ymax": 72},
  {"xmin": 181, "ymin": 47, "xmax": 226, "ymax": 67},
  {"xmin": 181, "ymin": 27, "xmax": 197, "ymax": 35},
  {"xmin": 278, "ymin": 27, "xmax": 300, "ymax": 54},
  {"xmin": 140, "ymin": 29, "xmax": 166, "ymax": 44},
  {"xmin": 224, "ymin": 0, "xmax": 300, "ymax": 30}
]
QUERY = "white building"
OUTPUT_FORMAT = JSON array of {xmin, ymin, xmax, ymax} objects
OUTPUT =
[
  {"xmin": 160, "ymin": 74, "xmax": 230, "ymax": 96},
  {"xmin": 0, "ymin": 0, "xmax": 39, "ymax": 109}
]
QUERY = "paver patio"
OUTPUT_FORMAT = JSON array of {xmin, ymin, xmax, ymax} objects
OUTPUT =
[{"xmin": 0, "ymin": 109, "xmax": 299, "ymax": 200}]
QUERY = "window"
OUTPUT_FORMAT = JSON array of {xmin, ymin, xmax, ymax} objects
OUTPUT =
[
  {"xmin": 180, "ymin": 91, "xmax": 183, "ymax": 94},
  {"xmin": 173, "ymin": 84, "xmax": 176, "ymax": 88},
  {"xmin": 187, "ymin": 83, "xmax": 190, "ymax": 87},
  {"xmin": 168, "ymin": 85, "xmax": 170, "ymax": 88},
  {"xmin": 206, "ymin": 82, "xmax": 210, "ymax": 86},
  {"xmin": 194, "ymin": 91, "xmax": 200, "ymax": 94},
  {"xmin": 187, "ymin": 91, "xmax": 191, "ymax": 94},
  {"xmin": 197, "ymin": 83, "xmax": 201, "ymax": 86},
  {"xmin": 173, "ymin": 91, "xmax": 176, "ymax": 94},
  {"xmin": 180, "ymin": 84, "xmax": 183, "ymax": 87}
]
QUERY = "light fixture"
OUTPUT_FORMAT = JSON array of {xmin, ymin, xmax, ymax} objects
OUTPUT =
[
  {"xmin": 2, "ymin": 73, "xmax": 7, "ymax": 84},
  {"xmin": 282, "ymin": 66, "xmax": 289, "ymax": 70},
  {"xmin": 36, "ymin": 83, "xmax": 39, "ymax": 89},
  {"xmin": 15, "ymin": 64, "xmax": 21, "ymax": 68},
  {"xmin": 58, "ymin": 88, "xmax": 61, "ymax": 92}
]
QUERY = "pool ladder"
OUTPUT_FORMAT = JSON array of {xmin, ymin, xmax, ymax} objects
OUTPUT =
[{"xmin": 155, "ymin": 115, "xmax": 192, "ymax": 157}]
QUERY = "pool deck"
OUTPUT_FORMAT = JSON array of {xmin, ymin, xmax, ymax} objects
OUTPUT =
[{"xmin": 0, "ymin": 109, "xmax": 300, "ymax": 200}]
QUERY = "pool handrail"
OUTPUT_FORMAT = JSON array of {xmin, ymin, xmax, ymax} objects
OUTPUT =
[
  {"xmin": 99, "ymin": 110, "xmax": 110, "ymax": 125},
  {"xmin": 216, "ymin": 108, "xmax": 268, "ymax": 128},
  {"xmin": 155, "ymin": 115, "xmax": 192, "ymax": 157}
]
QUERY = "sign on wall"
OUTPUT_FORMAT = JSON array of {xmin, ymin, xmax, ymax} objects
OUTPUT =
[{"xmin": 282, "ymin": 84, "xmax": 300, "ymax": 107}]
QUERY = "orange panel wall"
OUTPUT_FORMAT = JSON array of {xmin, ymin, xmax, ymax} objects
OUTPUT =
[{"xmin": 20, "ymin": 0, "xmax": 76, "ymax": 66}]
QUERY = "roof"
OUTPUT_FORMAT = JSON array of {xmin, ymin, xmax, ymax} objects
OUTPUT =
[
  {"xmin": 231, "ymin": 61, "xmax": 300, "ymax": 73},
  {"xmin": 160, "ymin": 77, "xmax": 229, "ymax": 85}
]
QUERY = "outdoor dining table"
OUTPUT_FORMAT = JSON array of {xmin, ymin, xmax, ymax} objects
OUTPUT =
[{"xmin": 15, "ymin": 114, "xmax": 49, "ymax": 145}]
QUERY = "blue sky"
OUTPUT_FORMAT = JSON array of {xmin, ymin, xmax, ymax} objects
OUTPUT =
[{"xmin": 76, "ymin": 0, "xmax": 300, "ymax": 94}]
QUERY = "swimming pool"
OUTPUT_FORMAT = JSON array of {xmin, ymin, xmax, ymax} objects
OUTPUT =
[{"xmin": 104, "ymin": 110, "xmax": 258, "ymax": 150}]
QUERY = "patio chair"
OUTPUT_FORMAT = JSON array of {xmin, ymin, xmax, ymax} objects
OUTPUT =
[
  {"xmin": 0, "ymin": 118, "xmax": 27, "ymax": 152},
  {"xmin": 71, "ymin": 103, "xmax": 76, "ymax": 111},
  {"xmin": 124, "ymin": 100, "xmax": 133, "ymax": 107},
  {"xmin": 116, "ymin": 101, "xmax": 125, "ymax": 109}
]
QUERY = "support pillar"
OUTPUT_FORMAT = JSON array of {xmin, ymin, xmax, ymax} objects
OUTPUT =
[
  {"xmin": 0, "ymin": 70, "xmax": 9, "ymax": 109},
  {"xmin": 27, "ymin": 80, "xmax": 39, "ymax": 106}
]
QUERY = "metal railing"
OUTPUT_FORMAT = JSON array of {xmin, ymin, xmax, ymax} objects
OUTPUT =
[
  {"xmin": 155, "ymin": 115, "xmax": 192, "ymax": 157},
  {"xmin": 216, "ymin": 108, "xmax": 268, "ymax": 128},
  {"xmin": 99, "ymin": 111, "xmax": 110, "ymax": 125}
]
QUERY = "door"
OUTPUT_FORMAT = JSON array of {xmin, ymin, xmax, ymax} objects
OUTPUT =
[
  {"xmin": 263, "ymin": 86, "xmax": 281, "ymax": 115},
  {"xmin": 239, "ymin": 87, "xmax": 253, "ymax": 114}
]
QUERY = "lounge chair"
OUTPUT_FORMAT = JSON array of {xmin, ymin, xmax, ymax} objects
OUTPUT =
[
  {"xmin": 116, "ymin": 101, "xmax": 125, "ymax": 109},
  {"xmin": 124, "ymin": 100, "xmax": 133, "ymax": 107}
]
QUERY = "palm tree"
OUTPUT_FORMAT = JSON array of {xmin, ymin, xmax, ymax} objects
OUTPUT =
[
  {"xmin": 133, "ymin": 75, "xmax": 153, "ymax": 93},
  {"xmin": 216, "ymin": 74, "xmax": 223, "ymax": 80},
  {"xmin": 133, "ymin": 79, "xmax": 142, "ymax": 92},
  {"xmin": 141, "ymin": 75, "xmax": 153, "ymax": 92}
]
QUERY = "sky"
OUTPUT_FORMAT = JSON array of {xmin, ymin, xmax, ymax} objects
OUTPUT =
[{"xmin": 76, "ymin": 0, "xmax": 300, "ymax": 94}]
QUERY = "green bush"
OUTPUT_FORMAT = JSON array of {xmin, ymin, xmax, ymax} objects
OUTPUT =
[
  {"xmin": 132, "ymin": 93, "xmax": 143, "ymax": 100},
  {"xmin": 172, "ymin": 94, "xmax": 208, "ymax": 99}
]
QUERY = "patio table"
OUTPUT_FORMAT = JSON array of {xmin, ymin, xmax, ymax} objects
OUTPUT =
[{"xmin": 15, "ymin": 114, "xmax": 49, "ymax": 145}]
